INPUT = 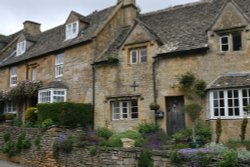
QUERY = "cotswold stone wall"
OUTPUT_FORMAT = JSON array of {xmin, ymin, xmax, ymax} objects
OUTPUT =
[{"xmin": 0, "ymin": 126, "xmax": 248, "ymax": 167}]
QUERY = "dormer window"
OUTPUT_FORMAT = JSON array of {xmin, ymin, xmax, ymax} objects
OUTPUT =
[
  {"xmin": 65, "ymin": 21, "xmax": 79, "ymax": 40},
  {"xmin": 220, "ymin": 31, "xmax": 242, "ymax": 52},
  {"xmin": 129, "ymin": 47, "xmax": 147, "ymax": 64},
  {"xmin": 16, "ymin": 41, "xmax": 26, "ymax": 56}
]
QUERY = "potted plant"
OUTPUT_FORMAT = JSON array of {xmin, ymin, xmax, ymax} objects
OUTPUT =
[
  {"xmin": 149, "ymin": 102, "xmax": 160, "ymax": 110},
  {"xmin": 184, "ymin": 103, "xmax": 202, "ymax": 148}
]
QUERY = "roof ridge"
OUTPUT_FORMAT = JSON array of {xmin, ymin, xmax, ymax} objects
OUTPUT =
[{"xmin": 140, "ymin": 0, "xmax": 214, "ymax": 17}]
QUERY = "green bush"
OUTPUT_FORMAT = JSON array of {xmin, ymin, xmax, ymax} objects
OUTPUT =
[
  {"xmin": 172, "ymin": 129, "xmax": 192, "ymax": 141},
  {"xmin": 170, "ymin": 150, "xmax": 183, "ymax": 164},
  {"xmin": 25, "ymin": 107, "xmax": 37, "ymax": 123},
  {"xmin": 138, "ymin": 150, "xmax": 153, "ymax": 167},
  {"xmin": 97, "ymin": 127, "xmax": 113, "ymax": 140},
  {"xmin": 196, "ymin": 121, "xmax": 212, "ymax": 144},
  {"xmin": 138, "ymin": 123, "xmax": 160, "ymax": 136},
  {"xmin": 217, "ymin": 150, "xmax": 238, "ymax": 167},
  {"xmin": 107, "ymin": 130, "xmax": 144, "ymax": 147},
  {"xmin": 178, "ymin": 72, "xmax": 195, "ymax": 89},
  {"xmin": 216, "ymin": 118, "xmax": 222, "ymax": 143},
  {"xmin": 13, "ymin": 117, "xmax": 22, "ymax": 127},
  {"xmin": 37, "ymin": 102, "xmax": 92, "ymax": 127},
  {"xmin": 5, "ymin": 113, "xmax": 16, "ymax": 120},
  {"xmin": 2, "ymin": 140, "xmax": 16, "ymax": 157},
  {"xmin": 3, "ymin": 132, "xmax": 10, "ymax": 142},
  {"xmin": 41, "ymin": 118, "xmax": 54, "ymax": 129},
  {"xmin": 194, "ymin": 80, "xmax": 206, "ymax": 97}
]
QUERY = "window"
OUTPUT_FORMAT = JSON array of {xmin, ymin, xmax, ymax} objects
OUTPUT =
[
  {"xmin": 207, "ymin": 88, "xmax": 250, "ymax": 119},
  {"xmin": 31, "ymin": 68, "xmax": 37, "ymax": 81},
  {"xmin": 55, "ymin": 53, "xmax": 64, "ymax": 78},
  {"xmin": 38, "ymin": 89, "xmax": 67, "ymax": 104},
  {"xmin": 16, "ymin": 41, "xmax": 26, "ymax": 56},
  {"xmin": 130, "ymin": 47, "xmax": 147, "ymax": 64},
  {"xmin": 65, "ymin": 21, "xmax": 79, "ymax": 40},
  {"xmin": 220, "ymin": 32, "xmax": 242, "ymax": 52},
  {"xmin": 4, "ymin": 102, "xmax": 16, "ymax": 113},
  {"xmin": 10, "ymin": 67, "xmax": 17, "ymax": 86},
  {"xmin": 111, "ymin": 100, "xmax": 138, "ymax": 120}
]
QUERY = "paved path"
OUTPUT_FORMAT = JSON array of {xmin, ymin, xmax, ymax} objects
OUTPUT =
[{"xmin": 0, "ymin": 160, "xmax": 26, "ymax": 167}]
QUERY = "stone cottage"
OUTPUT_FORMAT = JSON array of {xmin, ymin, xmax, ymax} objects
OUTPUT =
[{"xmin": 0, "ymin": 0, "xmax": 250, "ymax": 141}]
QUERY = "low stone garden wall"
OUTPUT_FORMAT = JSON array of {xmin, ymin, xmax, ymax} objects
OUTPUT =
[{"xmin": 0, "ymin": 126, "xmax": 249, "ymax": 167}]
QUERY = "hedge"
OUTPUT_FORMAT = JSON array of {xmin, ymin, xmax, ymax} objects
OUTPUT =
[{"xmin": 37, "ymin": 102, "xmax": 93, "ymax": 127}]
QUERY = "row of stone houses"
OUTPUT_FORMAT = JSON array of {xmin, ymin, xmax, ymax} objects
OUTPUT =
[{"xmin": 0, "ymin": 0, "xmax": 250, "ymax": 141}]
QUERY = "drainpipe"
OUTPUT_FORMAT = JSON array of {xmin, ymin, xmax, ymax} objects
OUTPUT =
[
  {"xmin": 152, "ymin": 57, "xmax": 158, "ymax": 125},
  {"xmin": 92, "ymin": 65, "xmax": 96, "ymax": 130}
]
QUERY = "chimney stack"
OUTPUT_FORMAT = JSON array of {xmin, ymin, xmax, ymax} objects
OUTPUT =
[
  {"xmin": 23, "ymin": 21, "xmax": 41, "ymax": 36},
  {"xmin": 117, "ymin": 0, "xmax": 136, "ymax": 6}
]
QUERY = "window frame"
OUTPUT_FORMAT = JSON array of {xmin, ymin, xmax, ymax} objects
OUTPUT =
[
  {"xmin": 207, "ymin": 88, "xmax": 250, "ymax": 119},
  {"xmin": 65, "ymin": 21, "xmax": 79, "ymax": 40},
  {"xmin": 129, "ymin": 47, "xmax": 147, "ymax": 64},
  {"xmin": 38, "ymin": 88, "xmax": 67, "ymax": 104},
  {"xmin": 219, "ymin": 31, "xmax": 242, "ymax": 52},
  {"xmin": 55, "ymin": 53, "xmax": 64, "ymax": 78},
  {"xmin": 4, "ymin": 102, "xmax": 16, "ymax": 114},
  {"xmin": 16, "ymin": 40, "xmax": 26, "ymax": 56},
  {"xmin": 111, "ymin": 100, "xmax": 138, "ymax": 120},
  {"xmin": 10, "ymin": 67, "xmax": 17, "ymax": 87}
]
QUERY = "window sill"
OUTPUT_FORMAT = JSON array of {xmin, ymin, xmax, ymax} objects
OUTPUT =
[{"xmin": 209, "ymin": 117, "xmax": 250, "ymax": 120}]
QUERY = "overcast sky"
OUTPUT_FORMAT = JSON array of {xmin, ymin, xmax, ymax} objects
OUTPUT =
[{"xmin": 0, "ymin": 0, "xmax": 199, "ymax": 35}]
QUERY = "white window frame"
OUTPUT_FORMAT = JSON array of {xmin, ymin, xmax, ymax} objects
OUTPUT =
[
  {"xmin": 207, "ymin": 88, "xmax": 250, "ymax": 119},
  {"xmin": 55, "ymin": 53, "xmax": 64, "ymax": 78},
  {"xmin": 4, "ymin": 102, "xmax": 16, "ymax": 114},
  {"xmin": 130, "ymin": 47, "xmax": 147, "ymax": 64},
  {"xmin": 111, "ymin": 100, "xmax": 138, "ymax": 120},
  {"xmin": 220, "ymin": 35, "xmax": 229, "ymax": 52},
  {"xmin": 16, "ymin": 40, "xmax": 26, "ymax": 56},
  {"xmin": 65, "ymin": 21, "xmax": 79, "ymax": 40},
  {"xmin": 10, "ymin": 67, "xmax": 17, "ymax": 87},
  {"xmin": 38, "ymin": 88, "xmax": 67, "ymax": 104}
]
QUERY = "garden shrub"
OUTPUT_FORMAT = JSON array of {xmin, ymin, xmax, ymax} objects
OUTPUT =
[
  {"xmin": 178, "ymin": 72, "xmax": 195, "ymax": 89},
  {"xmin": 172, "ymin": 129, "xmax": 192, "ymax": 141},
  {"xmin": 193, "ymin": 80, "xmax": 206, "ymax": 97},
  {"xmin": 138, "ymin": 122, "xmax": 160, "ymax": 135},
  {"xmin": 138, "ymin": 150, "xmax": 153, "ymax": 167},
  {"xmin": 2, "ymin": 140, "xmax": 16, "ymax": 157},
  {"xmin": 25, "ymin": 107, "xmax": 37, "ymax": 123},
  {"xmin": 13, "ymin": 117, "xmax": 22, "ymax": 127},
  {"xmin": 107, "ymin": 130, "xmax": 144, "ymax": 147},
  {"xmin": 240, "ymin": 118, "xmax": 248, "ymax": 143},
  {"xmin": 97, "ymin": 127, "xmax": 113, "ymax": 140},
  {"xmin": 170, "ymin": 150, "xmax": 183, "ymax": 164},
  {"xmin": 37, "ymin": 102, "xmax": 92, "ymax": 127},
  {"xmin": 195, "ymin": 121, "xmax": 212, "ymax": 144},
  {"xmin": 217, "ymin": 149, "xmax": 238, "ymax": 167},
  {"xmin": 143, "ymin": 129, "xmax": 169, "ymax": 149},
  {"xmin": 41, "ymin": 118, "xmax": 54, "ymax": 129}
]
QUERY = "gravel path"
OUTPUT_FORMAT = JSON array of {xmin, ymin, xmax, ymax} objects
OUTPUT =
[{"xmin": 0, "ymin": 160, "xmax": 26, "ymax": 167}]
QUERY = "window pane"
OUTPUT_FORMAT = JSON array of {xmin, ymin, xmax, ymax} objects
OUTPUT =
[
  {"xmin": 221, "ymin": 37, "xmax": 228, "ymax": 44},
  {"xmin": 243, "ymin": 89, "xmax": 247, "ymax": 97},
  {"xmin": 235, "ymin": 108, "xmax": 240, "ymax": 116},
  {"xmin": 220, "ymin": 108, "xmax": 225, "ymax": 116},
  {"xmin": 131, "ymin": 50, "xmax": 137, "ymax": 64},
  {"xmin": 214, "ymin": 109, "xmax": 219, "ymax": 116},
  {"xmin": 232, "ymin": 32, "xmax": 242, "ymax": 51},
  {"xmin": 229, "ymin": 108, "xmax": 233, "ymax": 116},
  {"xmin": 140, "ymin": 48, "xmax": 147, "ymax": 63}
]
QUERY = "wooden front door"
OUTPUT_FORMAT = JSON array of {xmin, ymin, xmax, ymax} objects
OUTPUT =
[{"xmin": 166, "ymin": 96, "xmax": 185, "ymax": 135}]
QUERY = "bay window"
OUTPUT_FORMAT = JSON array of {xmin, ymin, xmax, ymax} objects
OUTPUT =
[
  {"xmin": 207, "ymin": 88, "xmax": 250, "ymax": 119},
  {"xmin": 38, "ymin": 89, "xmax": 67, "ymax": 103}
]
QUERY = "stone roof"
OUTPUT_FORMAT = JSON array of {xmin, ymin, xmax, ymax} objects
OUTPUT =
[
  {"xmin": 0, "ymin": 5, "xmax": 116, "ymax": 67},
  {"xmin": 139, "ymin": 0, "xmax": 226, "ymax": 54},
  {"xmin": 207, "ymin": 73, "xmax": 250, "ymax": 90}
]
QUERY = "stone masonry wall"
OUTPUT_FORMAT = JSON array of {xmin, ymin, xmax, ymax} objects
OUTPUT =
[{"xmin": 0, "ymin": 126, "xmax": 249, "ymax": 167}]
